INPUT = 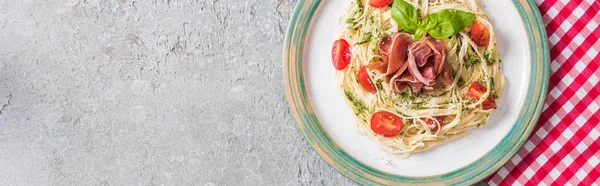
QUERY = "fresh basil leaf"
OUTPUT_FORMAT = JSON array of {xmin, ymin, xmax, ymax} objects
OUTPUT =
[
  {"xmin": 414, "ymin": 27, "xmax": 427, "ymax": 40},
  {"xmin": 391, "ymin": 0, "xmax": 421, "ymax": 34},
  {"xmin": 424, "ymin": 9, "xmax": 475, "ymax": 39}
]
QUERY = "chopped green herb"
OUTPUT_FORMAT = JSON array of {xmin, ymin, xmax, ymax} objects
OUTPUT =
[
  {"xmin": 461, "ymin": 107, "xmax": 469, "ymax": 114},
  {"xmin": 355, "ymin": 32, "xmax": 373, "ymax": 45},
  {"xmin": 357, "ymin": 0, "xmax": 364, "ymax": 9},
  {"xmin": 457, "ymin": 78, "xmax": 465, "ymax": 87},
  {"xmin": 345, "ymin": 18, "xmax": 356, "ymax": 24},
  {"xmin": 375, "ymin": 78, "xmax": 384, "ymax": 91},
  {"xmin": 414, "ymin": 103, "xmax": 425, "ymax": 109},
  {"xmin": 345, "ymin": 91, "xmax": 367, "ymax": 114},
  {"xmin": 484, "ymin": 50, "xmax": 495, "ymax": 65},
  {"xmin": 464, "ymin": 54, "xmax": 479, "ymax": 67},
  {"xmin": 345, "ymin": 19, "xmax": 360, "ymax": 30},
  {"xmin": 399, "ymin": 92, "xmax": 411, "ymax": 104},
  {"xmin": 345, "ymin": 0, "xmax": 364, "ymax": 30},
  {"xmin": 491, "ymin": 90, "xmax": 499, "ymax": 99},
  {"xmin": 488, "ymin": 76, "xmax": 497, "ymax": 99}
]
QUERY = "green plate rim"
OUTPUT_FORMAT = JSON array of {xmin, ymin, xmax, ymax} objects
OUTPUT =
[{"xmin": 283, "ymin": 0, "xmax": 549, "ymax": 185}]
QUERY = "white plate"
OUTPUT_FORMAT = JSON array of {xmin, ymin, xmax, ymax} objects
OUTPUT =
[
  {"xmin": 284, "ymin": 0, "xmax": 548, "ymax": 184},
  {"xmin": 305, "ymin": 0, "xmax": 528, "ymax": 177}
]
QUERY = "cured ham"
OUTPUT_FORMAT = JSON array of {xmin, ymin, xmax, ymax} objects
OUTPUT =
[
  {"xmin": 404, "ymin": 38, "xmax": 453, "ymax": 93},
  {"xmin": 406, "ymin": 42, "xmax": 437, "ymax": 87},
  {"xmin": 372, "ymin": 33, "xmax": 453, "ymax": 94},
  {"xmin": 369, "ymin": 33, "xmax": 413, "ymax": 76},
  {"xmin": 391, "ymin": 71, "xmax": 420, "ymax": 92}
]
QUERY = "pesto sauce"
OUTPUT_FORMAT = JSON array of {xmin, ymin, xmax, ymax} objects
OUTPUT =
[
  {"xmin": 461, "ymin": 107, "xmax": 469, "ymax": 114},
  {"xmin": 375, "ymin": 78, "xmax": 384, "ymax": 92},
  {"xmin": 457, "ymin": 78, "xmax": 465, "ymax": 87},
  {"xmin": 355, "ymin": 32, "xmax": 373, "ymax": 45},
  {"xmin": 398, "ymin": 92, "xmax": 411, "ymax": 104},
  {"xmin": 488, "ymin": 76, "xmax": 498, "ymax": 99},
  {"xmin": 464, "ymin": 53, "xmax": 479, "ymax": 67},
  {"xmin": 345, "ymin": 91, "xmax": 367, "ymax": 115},
  {"xmin": 484, "ymin": 50, "xmax": 495, "ymax": 66}
]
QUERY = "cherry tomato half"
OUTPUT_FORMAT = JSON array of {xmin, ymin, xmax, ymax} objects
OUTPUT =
[
  {"xmin": 471, "ymin": 21, "xmax": 491, "ymax": 47},
  {"xmin": 422, "ymin": 116, "xmax": 446, "ymax": 131},
  {"xmin": 467, "ymin": 82, "xmax": 497, "ymax": 110},
  {"xmin": 371, "ymin": 111, "xmax": 403, "ymax": 137},
  {"xmin": 332, "ymin": 39, "xmax": 351, "ymax": 70},
  {"xmin": 369, "ymin": 0, "xmax": 392, "ymax": 8},
  {"xmin": 358, "ymin": 66, "xmax": 377, "ymax": 94},
  {"xmin": 481, "ymin": 97, "xmax": 497, "ymax": 110}
]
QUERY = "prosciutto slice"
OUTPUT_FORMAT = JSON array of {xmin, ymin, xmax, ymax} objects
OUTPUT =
[
  {"xmin": 424, "ymin": 38, "xmax": 448, "ymax": 75},
  {"xmin": 391, "ymin": 72, "xmax": 426, "ymax": 93},
  {"xmin": 439, "ymin": 60, "xmax": 453, "ymax": 85},
  {"xmin": 368, "ymin": 33, "xmax": 413, "ymax": 76},
  {"xmin": 406, "ymin": 42, "xmax": 436, "ymax": 86},
  {"xmin": 426, "ymin": 38, "xmax": 453, "ymax": 85},
  {"xmin": 410, "ymin": 42, "xmax": 432, "ymax": 67},
  {"xmin": 391, "ymin": 71, "xmax": 418, "ymax": 93},
  {"xmin": 392, "ymin": 37, "xmax": 452, "ymax": 94},
  {"xmin": 368, "ymin": 33, "xmax": 452, "ymax": 94}
]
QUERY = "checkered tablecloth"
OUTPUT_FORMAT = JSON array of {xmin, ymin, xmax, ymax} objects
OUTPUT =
[{"xmin": 486, "ymin": 0, "xmax": 600, "ymax": 185}]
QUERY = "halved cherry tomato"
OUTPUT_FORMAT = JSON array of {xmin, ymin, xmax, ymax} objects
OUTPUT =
[
  {"xmin": 332, "ymin": 39, "xmax": 351, "ymax": 70},
  {"xmin": 481, "ymin": 98, "xmax": 497, "ymax": 110},
  {"xmin": 369, "ymin": 0, "xmax": 392, "ymax": 8},
  {"xmin": 371, "ymin": 111, "xmax": 403, "ymax": 137},
  {"xmin": 471, "ymin": 21, "xmax": 490, "ymax": 47},
  {"xmin": 358, "ymin": 66, "xmax": 377, "ymax": 94},
  {"xmin": 467, "ymin": 82, "xmax": 486, "ymax": 99},
  {"xmin": 467, "ymin": 82, "xmax": 497, "ymax": 110},
  {"xmin": 422, "ymin": 116, "xmax": 446, "ymax": 131}
]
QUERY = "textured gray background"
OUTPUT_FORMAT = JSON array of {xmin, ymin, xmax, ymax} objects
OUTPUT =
[{"xmin": 0, "ymin": 0, "xmax": 358, "ymax": 185}]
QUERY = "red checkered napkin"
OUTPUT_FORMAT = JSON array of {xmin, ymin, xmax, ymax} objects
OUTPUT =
[{"xmin": 487, "ymin": 0, "xmax": 600, "ymax": 185}]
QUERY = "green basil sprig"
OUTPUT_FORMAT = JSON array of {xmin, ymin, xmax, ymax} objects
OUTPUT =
[
  {"xmin": 391, "ymin": 0, "xmax": 421, "ymax": 34},
  {"xmin": 391, "ymin": 0, "xmax": 475, "ymax": 40}
]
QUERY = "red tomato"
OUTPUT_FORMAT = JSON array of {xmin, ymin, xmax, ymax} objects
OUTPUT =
[
  {"xmin": 422, "ymin": 116, "xmax": 446, "ymax": 131},
  {"xmin": 371, "ymin": 111, "xmax": 403, "ymax": 137},
  {"xmin": 467, "ymin": 82, "xmax": 497, "ymax": 110},
  {"xmin": 369, "ymin": 0, "xmax": 392, "ymax": 8},
  {"xmin": 358, "ymin": 66, "xmax": 377, "ymax": 94},
  {"xmin": 481, "ymin": 98, "xmax": 497, "ymax": 110},
  {"xmin": 332, "ymin": 39, "xmax": 351, "ymax": 70},
  {"xmin": 467, "ymin": 82, "xmax": 486, "ymax": 99},
  {"xmin": 471, "ymin": 21, "xmax": 490, "ymax": 47}
]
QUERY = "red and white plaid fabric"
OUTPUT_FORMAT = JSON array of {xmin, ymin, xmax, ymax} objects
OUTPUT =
[{"xmin": 487, "ymin": 0, "xmax": 600, "ymax": 185}]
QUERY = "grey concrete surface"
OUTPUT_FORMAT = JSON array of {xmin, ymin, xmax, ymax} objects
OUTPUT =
[{"xmin": 0, "ymin": 0, "xmax": 357, "ymax": 185}]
